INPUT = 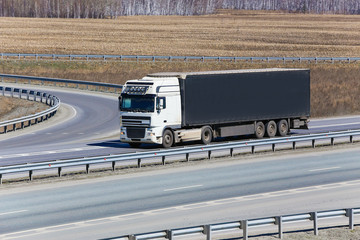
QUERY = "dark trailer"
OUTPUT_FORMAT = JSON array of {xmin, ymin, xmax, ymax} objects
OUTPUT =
[{"xmin": 178, "ymin": 68, "xmax": 310, "ymax": 137}]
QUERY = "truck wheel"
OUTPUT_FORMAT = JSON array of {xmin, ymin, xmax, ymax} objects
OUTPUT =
[
  {"xmin": 129, "ymin": 142, "xmax": 141, "ymax": 148},
  {"xmin": 277, "ymin": 119, "xmax": 289, "ymax": 137},
  {"xmin": 265, "ymin": 121, "xmax": 277, "ymax": 137},
  {"xmin": 162, "ymin": 129, "xmax": 174, "ymax": 148},
  {"xmin": 201, "ymin": 126, "xmax": 213, "ymax": 145},
  {"xmin": 255, "ymin": 122, "xmax": 265, "ymax": 139}
]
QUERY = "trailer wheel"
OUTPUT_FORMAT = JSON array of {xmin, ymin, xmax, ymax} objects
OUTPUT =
[
  {"xmin": 201, "ymin": 126, "xmax": 213, "ymax": 145},
  {"xmin": 265, "ymin": 121, "xmax": 277, "ymax": 137},
  {"xmin": 162, "ymin": 129, "xmax": 174, "ymax": 148},
  {"xmin": 277, "ymin": 119, "xmax": 289, "ymax": 137},
  {"xmin": 255, "ymin": 122, "xmax": 265, "ymax": 139}
]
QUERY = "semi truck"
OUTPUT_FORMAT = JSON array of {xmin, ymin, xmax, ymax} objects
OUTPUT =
[{"xmin": 119, "ymin": 68, "xmax": 310, "ymax": 148}]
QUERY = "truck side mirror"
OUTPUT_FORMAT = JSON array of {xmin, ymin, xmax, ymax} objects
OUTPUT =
[
  {"xmin": 118, "ymin": 96, "xmax": 122, "ymax": 111},
  {"xmin": 156, "ymin": 97, "xmax": 166, "ymax": 111}
]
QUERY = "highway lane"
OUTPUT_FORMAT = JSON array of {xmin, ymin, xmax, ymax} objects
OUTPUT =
[
  {"xmin": 0, "ymin": 83, "xmax": 359, "ymax": 166},
  {"xmin": 0, "ymin": 85, "xmax": 138, "ymax": 166},
  {"xmin": 1, "ymin": 146, "xmax": 360, "ymax": 239},
  {"xmin": 0, "ymin": 89, "xmax": 359, "ymax": 161}
]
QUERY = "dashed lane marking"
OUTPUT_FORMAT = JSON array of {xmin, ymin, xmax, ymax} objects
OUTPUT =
[
  {"xmin": 2, "ymin": 180, "xmax": 360, "ymax": 239},
  {"xmin": 164, "ymin": 184, "xmax": 203, "ymax": 192},
  {"xmin": 309, "ymin": 167, "xmax": 341, "ymax": 172}
]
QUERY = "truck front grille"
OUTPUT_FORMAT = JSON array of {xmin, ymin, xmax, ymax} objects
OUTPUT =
[
  {"xmin": 122, "ymin": 116, "xmax": 151, "ymax": 127},
  {"xmin": 127, "ymin": 127, "xmax": 145, "ymax": 139}
]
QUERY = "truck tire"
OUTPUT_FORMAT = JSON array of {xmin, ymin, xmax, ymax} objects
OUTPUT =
[
  {"xmin": 201, "ymin": 126, "xmax": 213, "ymax": 145},
  {"xmin": 162, "ymin": 129, "xmax": 174, "ymax": 148},
  {"xmin": 129, "ymin": 142, "xmax": 141, "ymax": 148},
  {"xmin": 255, "ymin": 122, "xmax": 265, "ymax": 139},
  {"xmin": 265, "ymin": 120, "xmax": 277, "ymax": 137},
  {"xmin": 277, "ymin": 119, "xmax": 289, "ymax": 136}
]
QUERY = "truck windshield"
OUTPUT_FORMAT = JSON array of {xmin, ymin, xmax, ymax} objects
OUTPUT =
[{"xmin": 120, "ymin": 95, "xmax": 155, "ymax": 112}]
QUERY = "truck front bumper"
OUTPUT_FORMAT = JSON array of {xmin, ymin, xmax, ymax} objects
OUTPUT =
[{"xmin": 120, "ymin": 127, "xmax": 163, "ymax": 144}]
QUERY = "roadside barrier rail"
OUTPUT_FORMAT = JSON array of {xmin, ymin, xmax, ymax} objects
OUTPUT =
[
  {"xmin": 0, "ymin": 129, "xmax": 359, "ymax": 184},
  {"xmin": 1, "ymin": 53, "xmax": 360, "ymax": 64},
  {"xmin": 0, "ymin": 73, "xmax": 123, "ymax": 93},
  {"xmin": 0, "ymin": 86, "xmax": 60, "ymax": 134},
  {"xmin": 120, "ymin": 207, "xmax": 360, "ymax": 240}
]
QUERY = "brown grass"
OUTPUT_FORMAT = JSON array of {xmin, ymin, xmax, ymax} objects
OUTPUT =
[
  {"xmin": 0, "ymin": 96, "xmax": 48, "ymax": 121},
  {"xmin": 1, "ymin": 11, "xmax": 360, "ymax": 57},
  {"xmin": 0, "ymin": 10, "xmax": 359, "ymax": 117}
]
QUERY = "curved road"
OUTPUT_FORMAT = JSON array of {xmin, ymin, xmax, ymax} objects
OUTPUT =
[{"xmin": 0, "ymin": 84, "xmax": 359, "ymax": 167}]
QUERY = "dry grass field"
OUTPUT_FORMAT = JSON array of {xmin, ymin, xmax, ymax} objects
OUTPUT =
[
  {"xmin": 0, "ymin": 96, "xmax": 48, "ymax": 122},
  {"xmin": 1, "ymin": 10, "xmax": 360, "ymax": 57},
  {"xmin": 0, "ymin": 10, "xmax": 360, "ymax": 117}
]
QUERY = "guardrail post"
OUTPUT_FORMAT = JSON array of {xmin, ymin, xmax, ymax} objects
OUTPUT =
[
  {"xmin": 138, "ymin": 159, "xmax": 141, "ymax": 168},
  {"xmin": 230, "ymin": 148, "xmax": 234, "ymax": 157},
  {"xmin": 346, "ymin": 208, "xmax": 354, "ymax": 230},
  {"xmin": 251, "ymin": 146, "xmax": 255, "ymax": 154},
  {"xmin": 208, "ymin": 151, "xmax": 212, "ymax": 159},
  {"xmin": 311, "ymin": 212, "xmax": 318, "ymax": 235},
  {"xmin": 203, "ymin": 225, "xmax": 212, "ymax": 240},
  {"xmin": 0, "ymin": 174, "xmax": 2, "ymax": 185},
  {"xmin": 162, "ymin": 156, "xmax": 166, "ymax": 165},
  {"xmin": 275, "ymin": 216, "xmax": 283, "ymax": 239},
  {"xmin": 272, "ymin": 144, "xmax": 275, "ymax": 152},
  {"xmin": 186, "ymin": 153, "xmax": 190, "ymax": 162},
  {"xmin": 331, "ymin": 138, "xmax": 334, "ymax": 146},
  {"xmin": 350, "ymin": 136, "xmax": 353, "ymax": 143},
  {"xmin": 86, "ymin": 164, "xmax": 90, "ymax": 174},
  {"xmin": 166, "ymin": 230, "xmax": 173, "ymax": 240},
  {"xmin": 241, "ymin": 220, "xmax": 248, "ymax": 240},
  {"xmin": 292, "ymin": 142, "xmax": 296, "ymax": 150},
  {"xmin": 112, "ymin": 161, "xmax": 116, "ymax": 171},
  {"xmin": 29, "ymin": 170, "xmax": 33, "ymax": 181},
  {"xmin": 58, "ymin": 167, "xmax": 62, "ymax": 177},
  {"xmin": 312, "ymin": 140, "xmax": 316, "ymax": 148}
]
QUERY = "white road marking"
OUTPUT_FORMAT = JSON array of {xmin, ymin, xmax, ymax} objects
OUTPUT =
[
  {"xmin": 1, "ymin": 147, "xmax": 105, "ymax": 159},
  {"xmin": 309, "ymin": 167, "xmax": 341, "ymax": 172},
  {"xmin": 0, "ymin": 210, "xmax": 28, "ymax": 216},
  {"xmin": 310, "ymin": 122, "xmax": 360, "ymax": 129},
  {"xmin": 164, "ymin": 184, "xmax": 203, "ymax": 192},
  {"xmin": 2, "ymin": 180, "xmax": 360, "ymax": 239}
]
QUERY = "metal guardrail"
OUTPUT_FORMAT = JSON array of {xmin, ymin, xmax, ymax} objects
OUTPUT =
[
  {"xmin": 1, "ymin": 53, "xmax": 360, "ymax": 64},
  {"xmin": 0, "ymin": 86, "xmax": 60, "ymax": 134},
  {"xmin": 119, "ymin": 207, "xmax": 360, "ymax": 240},
  {"xmin": 0, "ymin": 73, "xmax": 123, "ymax": 93},
  {"xmin": 0, "ymin": 129, "xmax": 359, "ymax": 184}
]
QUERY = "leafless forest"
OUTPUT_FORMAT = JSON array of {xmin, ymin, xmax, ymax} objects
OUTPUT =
[{"xmin": 0, "ymin": 0, "xmax": 359, "ymax": 18}]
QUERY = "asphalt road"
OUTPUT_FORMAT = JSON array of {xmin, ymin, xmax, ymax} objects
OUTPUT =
[
  {"xmin": 0, "ymin": 84, "xmax": 359, "ymax": 167},
  {"xmin": 1, "ymin": 146, "xmax": 360, "ymax": 239}
]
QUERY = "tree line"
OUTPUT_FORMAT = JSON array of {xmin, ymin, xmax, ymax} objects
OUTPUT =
[{"xmin": 0, "ymin": 0, "xmax": 359, "ymax": 18}]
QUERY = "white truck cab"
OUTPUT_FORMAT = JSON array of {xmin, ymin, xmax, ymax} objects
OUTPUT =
[{"xmin": 119, "ymin": 74, "xmax": 182, "ymax": 147}]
